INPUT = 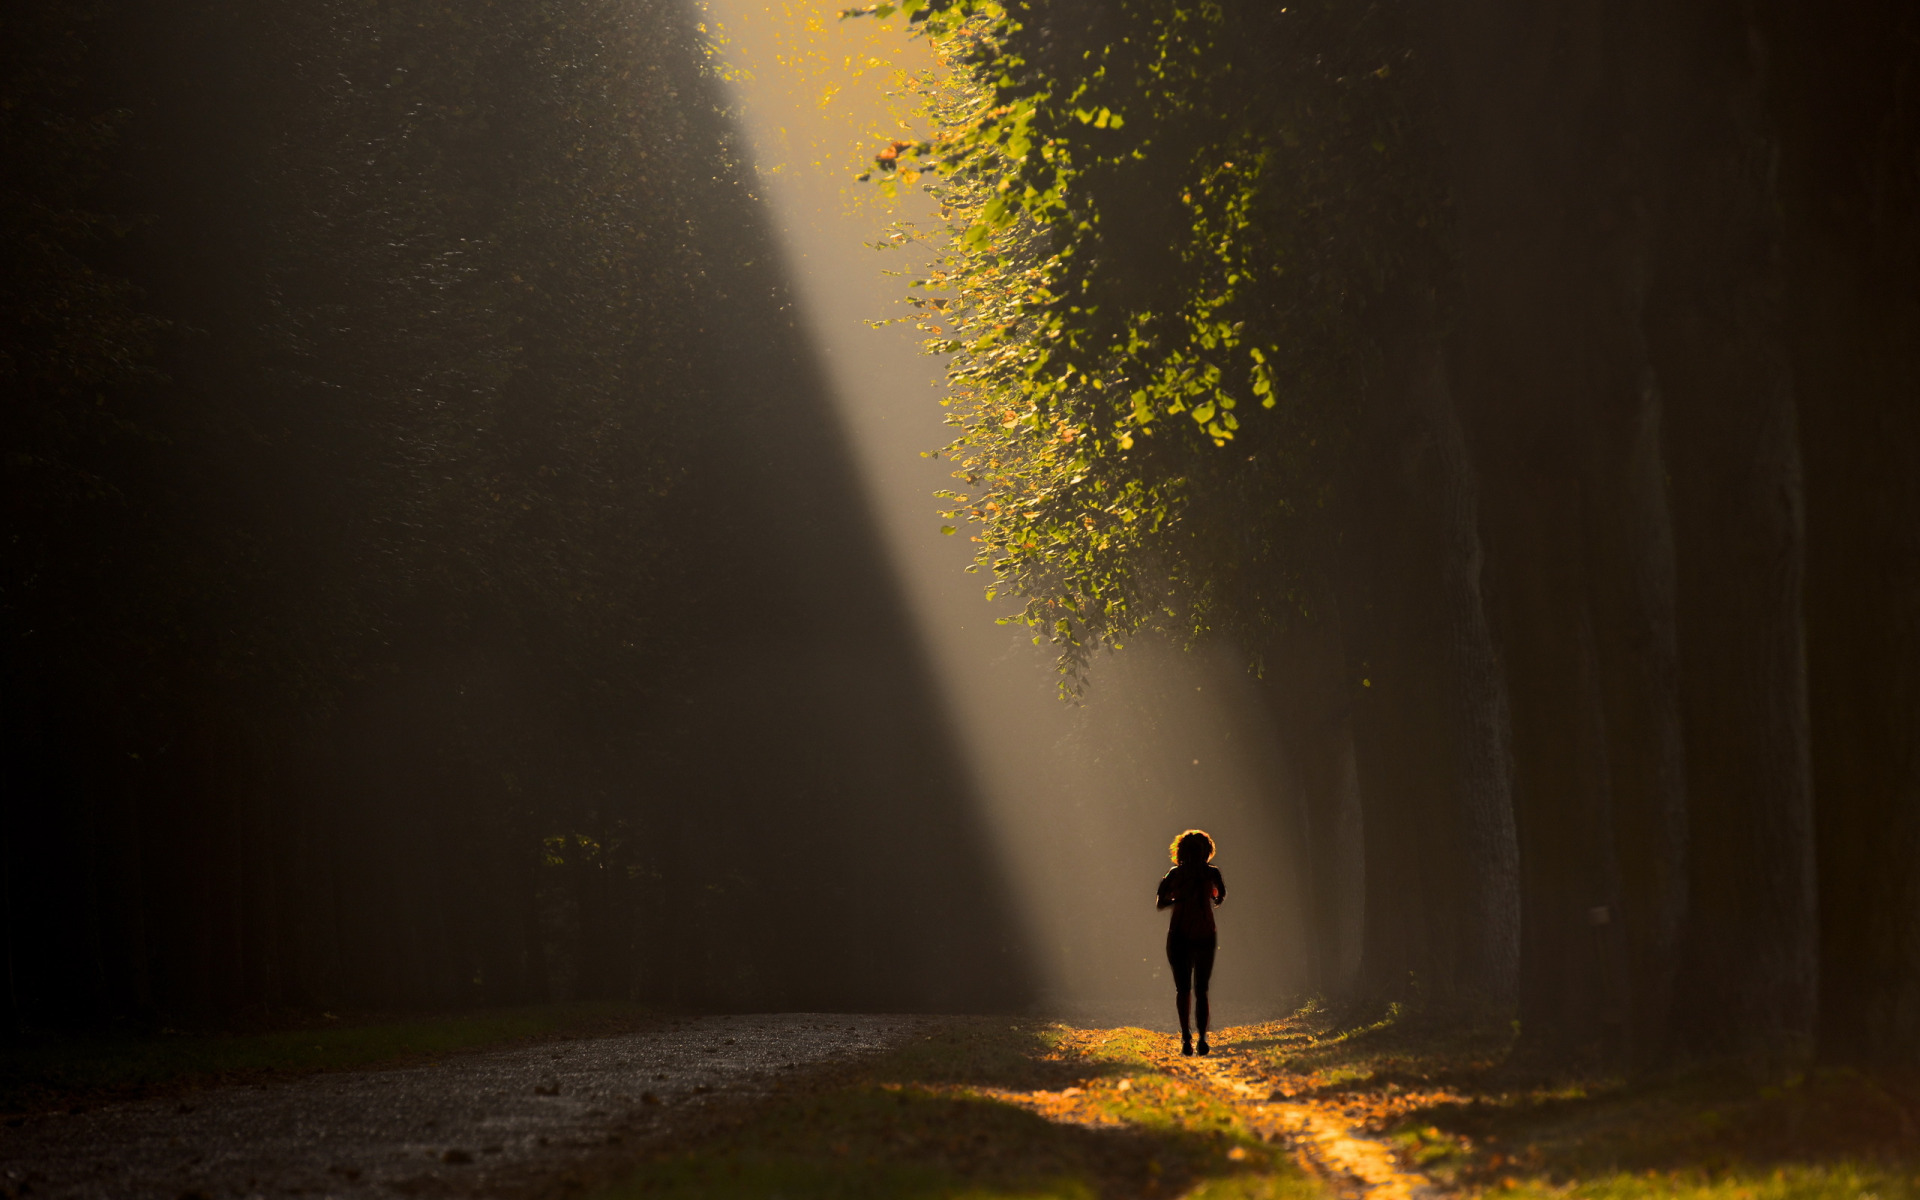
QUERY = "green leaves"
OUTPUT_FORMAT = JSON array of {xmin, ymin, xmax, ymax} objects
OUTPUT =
[{"xmin": 872, "ymin": 0, "xmax": 1422, "ymax": 680}]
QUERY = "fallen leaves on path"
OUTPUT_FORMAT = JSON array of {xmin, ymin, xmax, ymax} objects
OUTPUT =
[{"xmin": 933, "ymin": 1018, "xmax": 1449, "ymax": 1200}]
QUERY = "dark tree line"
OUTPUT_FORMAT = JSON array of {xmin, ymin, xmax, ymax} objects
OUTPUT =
[
  {"xmin": 900, "ymin": 0, "xmax": 1919, "ymax": 1067},
  {"xmin": 2, "ymin": 0, "xmax": 1028, "ymax": 1029}
]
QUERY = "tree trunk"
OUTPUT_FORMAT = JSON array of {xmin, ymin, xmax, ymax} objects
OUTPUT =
[
  {"xmin": 1336, "ymin": 292, "xmax": 1519, "ymax": 1018},
  {"xmin": 1646, "ymin": 3, "xmax": 1820, "ymax": 1065},
  {"xmin": 1763, "ymin": 0, "xmax": 1920, "ymax": 1065},
  {"xmin": 1439, "ymin": 0, "xmax": 1695, "ymax": 1061},
  {"xmin": 1341, "ymin": 569, "xmax": 1447, "ymax": 1005},
  {"xmin": 1263, "ymin": 619, "xmax": 1367, "ymax": 998},
  {"xmin": 1585, "ymin": 376, "xmax": 1690, "ymax": 1068},
  {"xmin": 1409, "ymin": 305, "xmax": 1521, "ymax": 1018},
  {"xmin": 1480, "ymin": 474, "xmax": 1628, "ymax": 1054}
]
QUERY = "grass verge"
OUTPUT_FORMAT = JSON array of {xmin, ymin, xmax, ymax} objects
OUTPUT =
[
  {"xmin": 597, "ymin": 1017, "xmax": 1325, "ymax": 1200},
  {"xmin": 0, "ymin": 1000, "xmax": 655, "ymax": 1115},
  {"xmin": 1238, "ymin": 1003, "xmax": 1920, "ymax": 1200}
]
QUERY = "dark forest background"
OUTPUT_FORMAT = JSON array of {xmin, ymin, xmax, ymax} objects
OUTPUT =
[{"xmin": 1, "ymin": 0, "xmax": 1029, "ymax": 1029}]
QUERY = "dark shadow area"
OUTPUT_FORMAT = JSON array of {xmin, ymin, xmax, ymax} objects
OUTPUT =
[
  {"xmin": 0, "ymin": 1002, "xmax": 655, "ymax": 1115},
  {"xmin": 0, "ymin": 0, "xmax": 1031, "ymax": 1030},
  {"xmin": 609, "ymin": 1091, "xmax": 1264, "ymax": 1200}
]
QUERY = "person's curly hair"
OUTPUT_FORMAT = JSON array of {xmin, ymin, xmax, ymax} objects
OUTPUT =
[{"xmin": 1169, "ymin": 828, "xmax": 1216, "ymax": 865}]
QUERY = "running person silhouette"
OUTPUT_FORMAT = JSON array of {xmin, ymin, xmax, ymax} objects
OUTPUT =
[{"xmin": 1156, "ymin": 828, "xmax": 1226, "ymax": 1055}]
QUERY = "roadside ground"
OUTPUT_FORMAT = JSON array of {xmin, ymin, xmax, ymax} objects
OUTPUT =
[
  {"xmin": 1, "ymin": 1012, "xmax": 922, "ymax": 1199},
  {"xmin": 0, "ymin": 1001, "xmax": 660, "ymax": 1116},
  {"xmin": 594, "ymin": 1017, "xmax": 1321, "ymax": 1200},
  {"xmin": 8, "ymin": 1002, "xmax": 1919, "ymax": 1200},
  {"xmin": 1233, "ymin": 1003, "xmax": 1920, "ymax": 1200},
  {"xmin": 595, "ymin": 1005, "xmax": 1920, "ymax": 1200}
]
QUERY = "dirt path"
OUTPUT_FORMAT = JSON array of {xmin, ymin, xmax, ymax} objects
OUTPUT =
[
  {"xmin": 1175, "ymin": 1038, "xmax": 1442, "ymax": 1200},
  {"xmin": 980, "ymin": 1022, "xmax": 1450, "ymax": 1200},
  {"xmin": 0, "ymin": 1013, "xmax": 933, "ymax": 1200}
]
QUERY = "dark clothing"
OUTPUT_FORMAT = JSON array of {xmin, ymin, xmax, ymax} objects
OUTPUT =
[
  {"xmin": 1156, "ymin": 863, "xmax": 1226, "ymax": 939},
  {"xmin": 1166, "ymin": 931, "xmax": 1217, "ymax": 997},
  {"xmin": 1157, "ymin": 861, "xmax": 1226, "ymax": 1042}
]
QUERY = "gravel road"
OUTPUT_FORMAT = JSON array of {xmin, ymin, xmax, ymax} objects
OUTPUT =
[{"xmin": 0, "ymin": 1013, "xmax": 934, "ymax": 1200}]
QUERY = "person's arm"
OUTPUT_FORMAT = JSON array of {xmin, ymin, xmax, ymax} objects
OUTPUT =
[
  {"xmin": 1211, "ymin": 867, "xmax": 1227, "ymax": 906},
  {"xmin": 1156, "ymin": 872, "xmax": 1174, "ymax": 910}
]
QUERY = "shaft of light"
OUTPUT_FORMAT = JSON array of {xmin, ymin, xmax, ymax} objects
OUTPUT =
[{"xmin": 694, "ymin": 0, "xmax": 1312, "ymax": 1020}]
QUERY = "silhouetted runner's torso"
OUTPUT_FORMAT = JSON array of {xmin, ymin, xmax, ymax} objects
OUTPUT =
[
  {"xmin": 1156, "ymin": 847, "xmax": 1225, "ymax": 1055},
  {"xmin": 1157, "ymin": 862, "xmax": 1226, "ymax": 939}
]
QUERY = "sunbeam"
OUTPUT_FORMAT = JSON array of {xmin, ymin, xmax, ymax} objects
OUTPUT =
[{"xmin": 694, "ymin": 0, "xmax": 1314, "ymax": 1022}]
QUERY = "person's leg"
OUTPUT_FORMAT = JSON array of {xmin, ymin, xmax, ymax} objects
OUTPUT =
[
  {"xmin": 1166, "ymin": 933, "xmax": 1194, "ymax": 1052},
  {"xmin": 1192, "ymin": 936, "xmax": 1217, "ymax": 1053}
]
